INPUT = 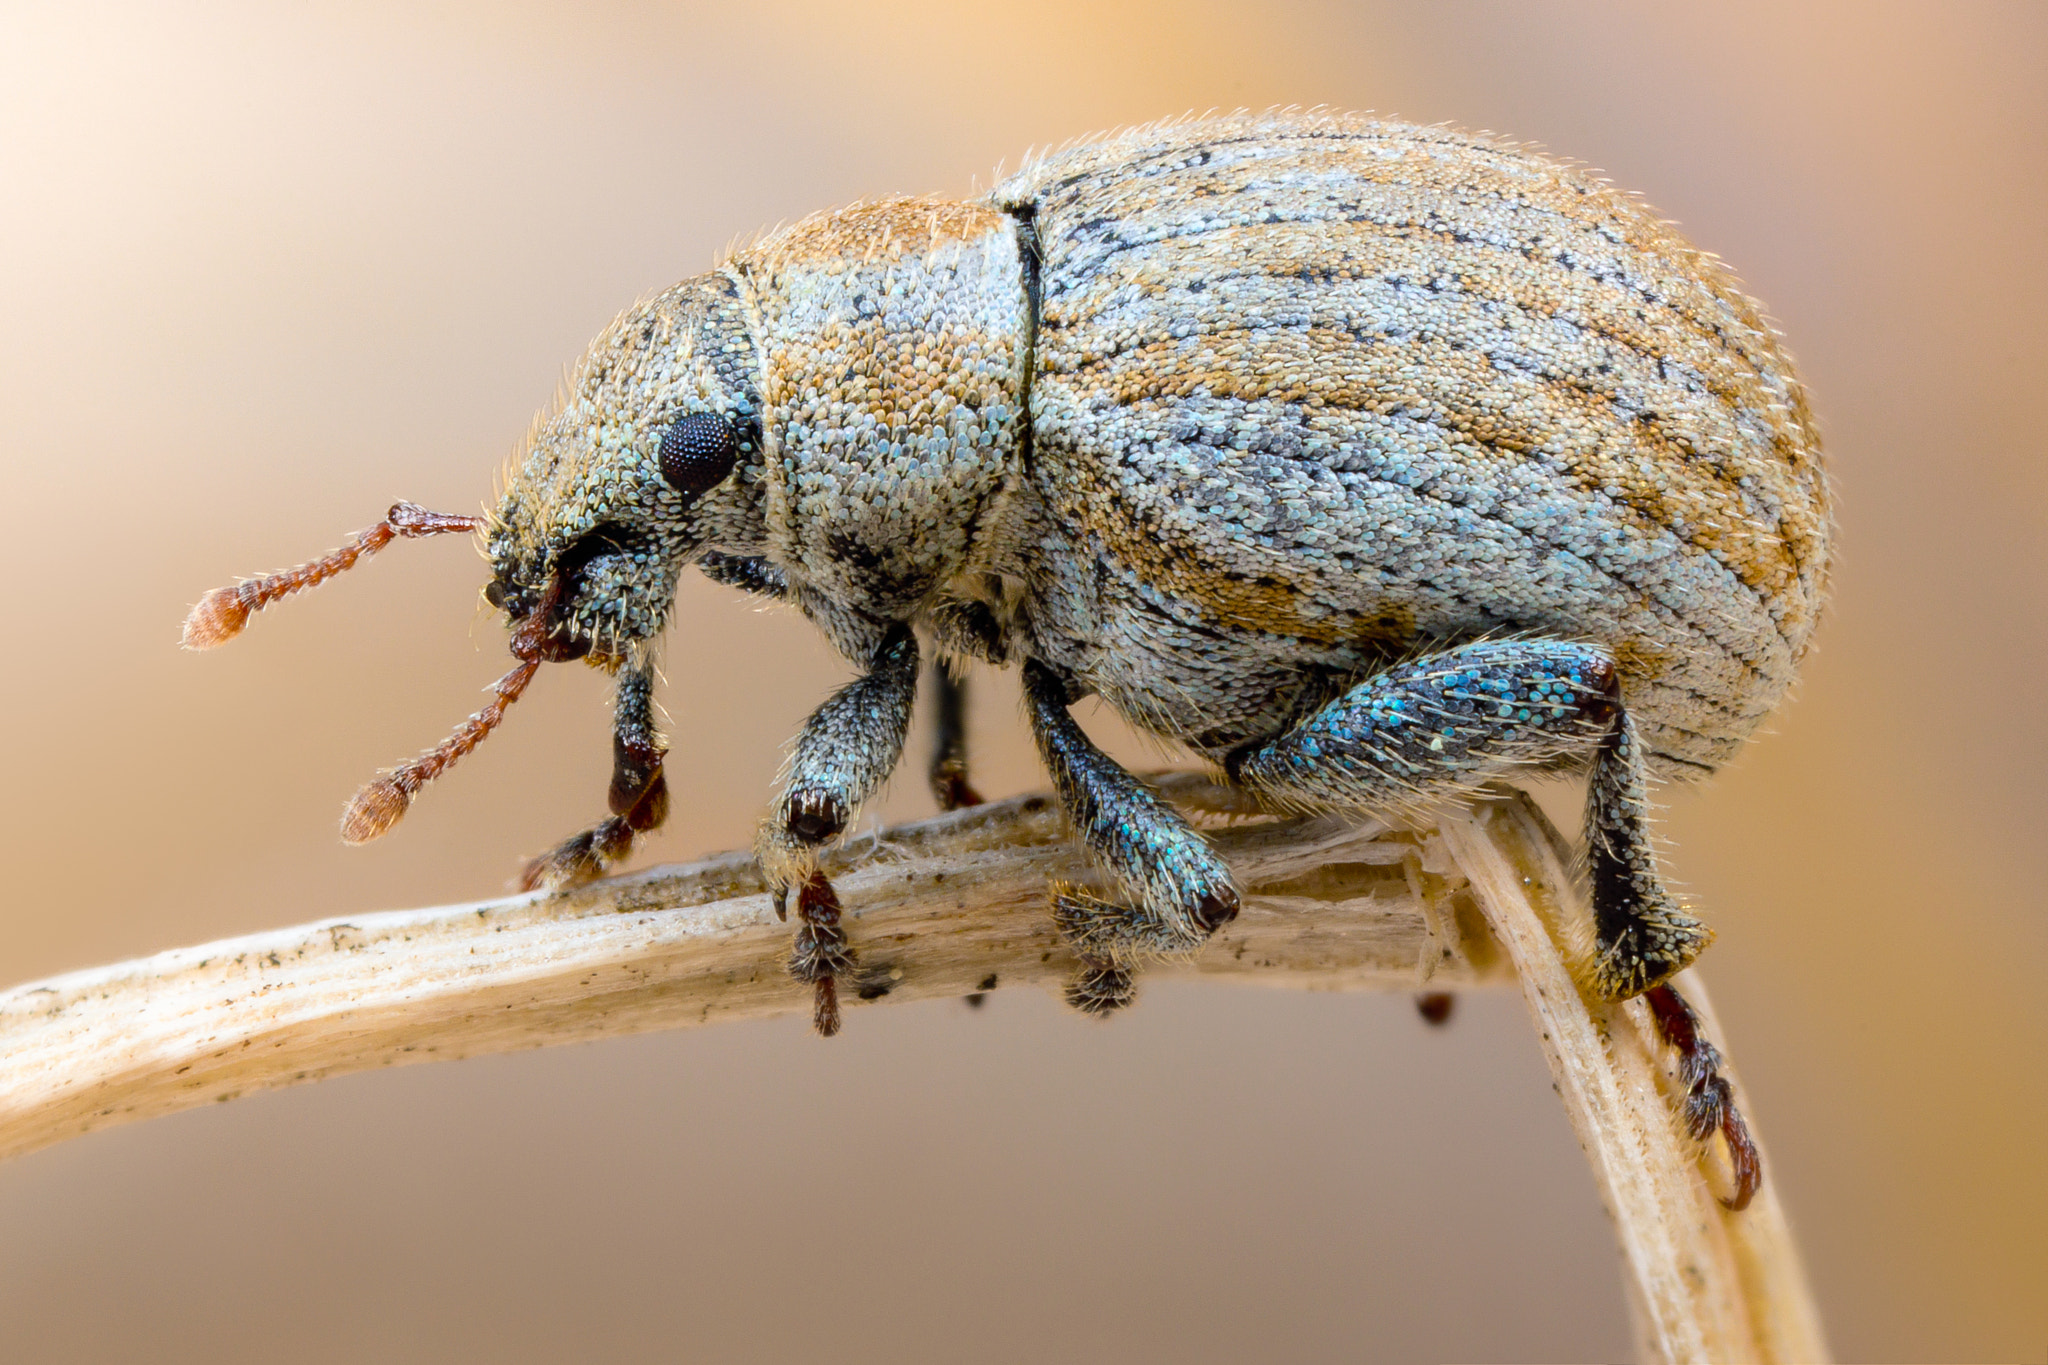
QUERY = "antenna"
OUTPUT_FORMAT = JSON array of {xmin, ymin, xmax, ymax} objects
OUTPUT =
[
  {"xmin": 184, "ymin": 501, "xmax": 578, "ymax": 843},
  {"xmin": 181, "ymin": 502, "xmax": 485, "ymax": 649},
  {"xmin": 341, "ymin": 657, "xmax": 540, "ymax": 844}
]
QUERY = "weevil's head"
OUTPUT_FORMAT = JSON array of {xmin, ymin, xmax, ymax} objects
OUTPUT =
[
  {"xmin": 180, "ymin": 270, "xmax": 775, "ymax": 847},
  {"xmin": 485, "ymin": 272, "xmax": 768, "ymax": 662}
]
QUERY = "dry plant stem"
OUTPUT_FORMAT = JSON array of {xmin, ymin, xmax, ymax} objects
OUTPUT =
[
  {"xmin": 0, "ymin": 776, "xmax": 1475, "ymax": 1165},
  {"xmin": 0, "ymin": 777, "xmax": 1824, "ymax": 1362},
  {"xmin": 1439, "ymin": 793, "xmax": 1829, "ymax": 1365}
]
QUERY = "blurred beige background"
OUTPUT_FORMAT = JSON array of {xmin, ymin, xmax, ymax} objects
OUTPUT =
[{"xmin": 2, "ymin": 1, "xmax": 2042, "ymax": 1360}]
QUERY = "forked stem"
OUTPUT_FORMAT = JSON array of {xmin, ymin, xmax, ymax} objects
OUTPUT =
[{"xmin": 0, "ymin": 779, "xmax": 1827, "ymax": 1362}]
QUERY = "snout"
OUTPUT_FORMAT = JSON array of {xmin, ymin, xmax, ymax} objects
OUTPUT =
[{"xmin": 493, "ymin": 522, "xmax": 673, "ymax": 662}]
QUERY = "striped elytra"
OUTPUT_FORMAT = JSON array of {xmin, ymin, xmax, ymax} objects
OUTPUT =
[{"xmin": 988, "ymin": 113, "xmax": 1829, "ymax": 777}]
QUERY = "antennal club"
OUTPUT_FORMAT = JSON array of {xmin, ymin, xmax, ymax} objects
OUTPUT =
[{"xmin": 182, "ymin": 502, "xmax": 485, "ymax": 649}]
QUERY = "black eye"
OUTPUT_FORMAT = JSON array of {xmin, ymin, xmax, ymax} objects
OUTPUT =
[{"xmin": 658, "ymin": 412, "xmax": 738, "ymax": 499}]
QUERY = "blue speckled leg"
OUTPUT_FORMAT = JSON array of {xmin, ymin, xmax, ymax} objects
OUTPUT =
[
  {"xmin": 1023, "ymin": 660, "xmax": 1240, "ymax": 1012},
  {"xmin": 698, "ymin": 552, "xmax": 788, "ymax": 599},
  {"xmin": 1226, "ymin": 638, "xmax": 1708, "ymax": 1000},
  {"xmin": 757, "ymin": 623, "xmax": 920, "ymax": 1035}
]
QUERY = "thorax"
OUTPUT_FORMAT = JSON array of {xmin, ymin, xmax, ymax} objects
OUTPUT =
[{"xmin": 734, "ymin": 197, "xmax": 1033, "ymax": 623}]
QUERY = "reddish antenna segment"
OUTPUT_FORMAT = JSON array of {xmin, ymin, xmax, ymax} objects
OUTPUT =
[
  {"xmin": 181, "ymin": 502, "xmax": 485, "ymax": 649},
  {"xmin": 338, "ymin": 570, "xmax": 577, "ymax": 844},
  {"xmin": 341, "ymin": 657, "xmax": 541, "ymax": 844},
  {"xmin": 183, "ymin": 499, "xmax": 569, "ymax": 845}
]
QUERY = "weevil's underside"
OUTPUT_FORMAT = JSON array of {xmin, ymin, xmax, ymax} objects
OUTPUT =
[{"xmin": 186, "ymin": 112, "xmax": 1830, "ymax": 1206}]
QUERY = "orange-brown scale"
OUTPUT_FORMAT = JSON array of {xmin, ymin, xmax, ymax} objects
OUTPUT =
[
  {"xmin": 1033, "ymin": 204, "xmax": 1821, "ymax": 587},
  {"xmin": 1061, "ymin": 320, "xmax": 1813, "ymax": 614},
  {"xmin": 1031, "ymin": 123, "xmax": 1790, "ymax": 374},
  {"xmin": 1022, "ymin": 134, "xmax": 1825, "ymax": 546},
  {"xmin": 736, "ymin": 195, "xmax": 1029, "ymax": 621}
]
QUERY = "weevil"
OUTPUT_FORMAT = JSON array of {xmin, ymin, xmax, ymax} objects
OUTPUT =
[{"xmin": 186, "ymin": 113, "xmax": 1829, "ymax": 1206}]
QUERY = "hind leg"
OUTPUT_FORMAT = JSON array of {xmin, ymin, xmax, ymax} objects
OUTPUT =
[
  {"xmin": 1227, "ymin": 638, "xmax": 1709, "ymax": 1000},
  {"xmin": 1585, "ymin": 706, "xmax": 1714, "ymax": 997},
  {"xmin": 1643, "ymin": 980, "xmax": 1763, "ymax": 1208}
]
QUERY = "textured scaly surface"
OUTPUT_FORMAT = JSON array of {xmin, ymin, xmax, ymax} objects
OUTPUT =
[{"xmin": 994, "ymin": 111, "xmax": 1831, "ymax": 775}]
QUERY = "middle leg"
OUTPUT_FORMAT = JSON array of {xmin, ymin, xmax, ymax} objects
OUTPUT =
[
  {"xmin": 1022, "ymin": 660, "xmax": 1240, "ymax": 1012},
  {"xmin": 927, "ymin": 659, "xmax": 983, "ymax": 811}
]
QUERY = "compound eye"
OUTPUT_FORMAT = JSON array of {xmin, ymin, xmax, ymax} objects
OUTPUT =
[{"xmin": 658, "ymin": 412, "xmax": 738, "ymax": 500}]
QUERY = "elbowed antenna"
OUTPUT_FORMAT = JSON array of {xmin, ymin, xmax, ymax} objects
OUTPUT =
[
  {"xmin": 341, "ymin": 657, "xmax": 540, "ymax": 844},
  {"xmin": 181, "ymin": 502, "xmax": 486, "ymax": 649},
  {"xmin": 338, "ymin": 574, "xmax": 580, "ymax": 844},
  {"xmin": 183, "ymin": 500, "xmax": 571, "ymax": 846}
]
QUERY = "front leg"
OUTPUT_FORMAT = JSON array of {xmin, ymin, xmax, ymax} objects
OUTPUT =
[
  {"xmin": 758, "ymin": 623, "xmax": 920, "ymax": 1035},
  {"xmin": 1022, "ymin": 661, "xmax": 1239, "ymax": 1013},
  {"xmin": 521, "ymin": 661, "xmax": 668, "ymax": 891}
]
